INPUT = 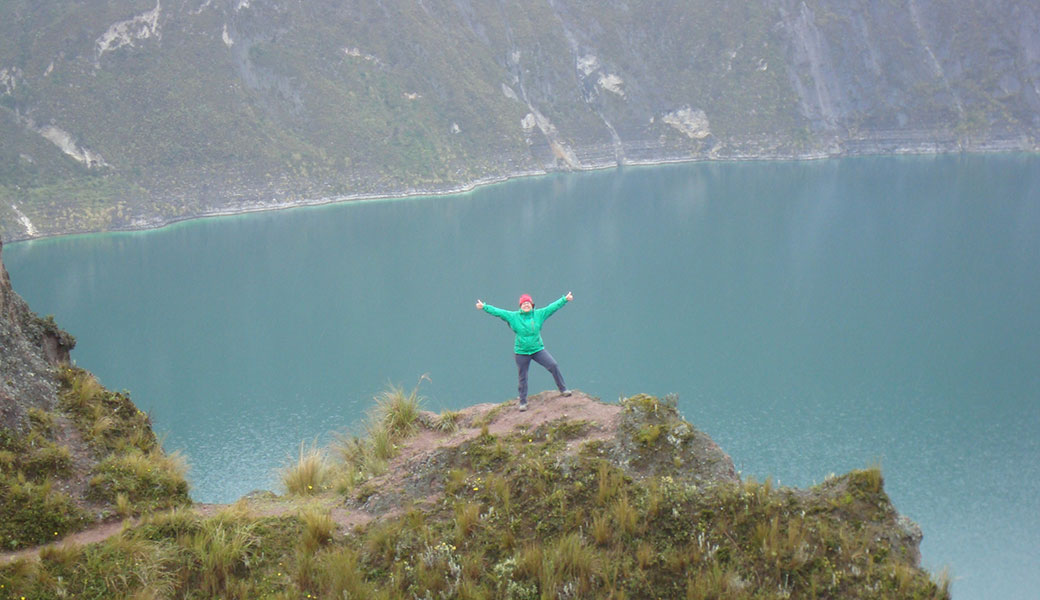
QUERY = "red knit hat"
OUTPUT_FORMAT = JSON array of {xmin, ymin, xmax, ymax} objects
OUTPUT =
[{"xmin": 518, "ymin": 294, "xmax": 533, "ymax": 307}]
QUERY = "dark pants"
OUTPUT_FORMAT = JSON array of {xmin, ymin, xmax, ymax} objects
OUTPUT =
[{"xmin": 515, "ymin": 349, "xmax": 566, "ymax": 403}]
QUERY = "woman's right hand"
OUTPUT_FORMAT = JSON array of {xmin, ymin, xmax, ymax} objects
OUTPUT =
[{"xmin": 475, "ymin": 300, "xmax": 484, "ymax": 310}]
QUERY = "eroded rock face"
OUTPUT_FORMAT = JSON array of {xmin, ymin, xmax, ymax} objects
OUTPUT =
[{"xmin": 0, "ymin": 239, "xmax": 75, "ymax": 431}]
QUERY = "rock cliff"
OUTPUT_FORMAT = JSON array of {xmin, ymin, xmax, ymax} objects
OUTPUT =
[{"xmin": 0, "ymin": 238, "xmax": 74, "ymax": 431}]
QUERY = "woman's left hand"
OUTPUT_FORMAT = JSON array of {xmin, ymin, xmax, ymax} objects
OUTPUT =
[{"xmin": 565, "ymin": 291, "xmax": 573, "ymax": 302}]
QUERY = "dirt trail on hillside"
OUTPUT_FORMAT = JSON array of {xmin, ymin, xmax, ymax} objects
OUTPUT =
[{"xmin": 0, "ymin": 501, "xmax": 380, "ymax": 565}]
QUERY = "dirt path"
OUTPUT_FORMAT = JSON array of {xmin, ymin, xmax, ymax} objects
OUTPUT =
[
  {"xmin": 0, "ymin": 501, "xmax": 382, "ymax": 565},
  {"xmin": 0, "ymin": 519, "xmax": 132, "ymax": 565}
]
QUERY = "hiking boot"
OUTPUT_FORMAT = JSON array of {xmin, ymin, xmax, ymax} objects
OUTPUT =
[
  {"xmin": 560, "ymin": 389, "xmax": 572, "ymax": 397},
  {"xmin": 518, "ymin": 400, "xmax": 528, "ymax": 411}
]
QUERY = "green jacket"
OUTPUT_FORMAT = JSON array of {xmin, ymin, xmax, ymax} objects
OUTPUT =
[{"xmin": 483, "ymin": 295, "xmax": 569, "ymax": 355}]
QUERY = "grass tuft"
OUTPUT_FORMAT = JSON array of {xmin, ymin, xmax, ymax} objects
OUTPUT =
[
  {"xmin": 372, "ymin": 375, "xmax": 429, "ymax": 438},
  {"xmin": 436, "ymin": 409, "xmax": 462, "ymax": 433},
  {"xmin": 612, "ymin": 494, "xmax": 639, "ymax": 537},
  {"xmin": 280, "ymin": 442, "xmax": 331, "ymax": 496},
  {"xmin": 190, "ymin": 520, "xmax": 259, "ymax": 597},
  {"xmin": 591, "ymin": 512, "xmax": 612, "ymax": 546},
  {"xmin": 454, "ymin": 501, "xmax": 482, "ymax": 543}
]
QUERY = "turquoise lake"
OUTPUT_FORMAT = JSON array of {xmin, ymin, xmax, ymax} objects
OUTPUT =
[{"xmin": 6, "ymin": 155, "xmax": 1039, "ymax": 599}]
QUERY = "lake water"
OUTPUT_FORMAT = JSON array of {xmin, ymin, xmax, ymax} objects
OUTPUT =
[{"xmin": 6, "ymin": 155, "xmax": 1039, "ymax": 599}]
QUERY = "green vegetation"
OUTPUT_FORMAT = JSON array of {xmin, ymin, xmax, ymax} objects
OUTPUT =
[
  {"xmin": 2, "ymin": 504, "xmax": 302, "ymax": 599},
  {"xmin": 0, "ymin": 472, "xmax": 89, "ymax": 551},
  {"xmin": 0, "ymin": 367, "xmax": 190, "ymax": 550},
  {"xmin": 87, "ymin": 447, "xmax": 189, "ymax": 513},
  {"xmin": 0, "ymin": 400, "xmax": 90, "ymax": 549},
  {"xmin": 58, "ymin": 367, "xmax": 190, "ymax": 516},
  {"xmin": 372, "ymin": 377, "xmax": 428, "ymax": 439},
  {"xmin": 1, "ymin": 387, "xmax": 949, "ymax": 598}
]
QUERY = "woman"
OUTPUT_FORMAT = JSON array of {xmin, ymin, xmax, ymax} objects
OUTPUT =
[{"xmin": 475, "ymin": 292, "xmax": 573, "ymax": 411}]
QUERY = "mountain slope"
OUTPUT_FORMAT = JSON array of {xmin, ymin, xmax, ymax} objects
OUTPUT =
[{"xmin": 1, "ymin": 0, "xmax": 1038, "ymax": 240}]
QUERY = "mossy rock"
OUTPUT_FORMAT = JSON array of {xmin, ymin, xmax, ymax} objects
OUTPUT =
[{"xmin": 609, "ymin": 394, "xmax": 738, "ymax": 485}]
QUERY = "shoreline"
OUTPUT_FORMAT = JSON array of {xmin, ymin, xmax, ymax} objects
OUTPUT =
[{"xmin": 7, "ymin": 142, "xmax": 1038, "ymax": 245}]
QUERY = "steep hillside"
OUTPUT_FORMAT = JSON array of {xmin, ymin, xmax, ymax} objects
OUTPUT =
[
  {"xmin": 0, "ymin": 239, "xmax": 74, "ymax": 432},
  {"xmin": 1, "ymin": 0, "xmax": 1038, "ymax": 240},
  {"xmin": 0, "ymin": 239, "xmax": 189, "ymax": 550}
]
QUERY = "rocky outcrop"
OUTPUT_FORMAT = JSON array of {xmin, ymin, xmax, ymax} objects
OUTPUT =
[
  {"xmin": 340, "ymin": 389, "xmax": 929, "ymax": 579},
  {"xmin": 349, "ymin": 391, "xmax": 734, "ymax": 517},
  {"xmin": 0, "ymin": 239, "xmax": 75, "ymax": 431}
]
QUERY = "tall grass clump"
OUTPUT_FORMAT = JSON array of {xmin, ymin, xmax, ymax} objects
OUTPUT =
[
  {"xmin": 612, "ymin": 494, "xmax": 639, "ymax": 537},
  {"xmin": 372, "ymin": 375, "xmax": 429, "ymax": 438},
  {"xmin": 552, "ymin": 532, "xmax": 599, "ymax": 584},
  {"xmin": 454, "ymin": 501, "xmax": 482, "ymax": 543},
  {"xmin": 58, "ymin": 367, "xmax": 158, "ymax": 454},
  {"xmin": 61, "ymin": 368, "xmax": 104, "ymax": 411},
  {"xmin": 857, "ymin": 462, "xmax": 885, "ymax": 494},
  {"xmin": 314, "ymin": 547, "xmax": 373, "ymax": 598},
  {"xmin": 329, "ymin": 377, "xmax": 432, "ymax": 496},
  {"xmin": 280, "ymin": 442, "xmax": 332, "ymax": 496},
  {"xmin": 299, "ymin": 507, "xmax": 336, "ymax": 554},
  {"xmin": 596, "ymin": 460, "xmax": 623, "ymax": 505},
  {"xmin": 0, "ymin": 475, "xmax": 90, "ymax": 548},
  {"xmin": 189, "ymin": 520, "xmax": 260, "ymax": 597}
]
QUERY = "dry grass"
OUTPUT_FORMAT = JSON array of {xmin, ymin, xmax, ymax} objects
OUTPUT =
[
  {"xmin": 280, "ymin": 442, "xmax": 331, "ymax": 496},
  {"xmin": 299, "ymin": 507, "xmax": 336, "ymax": 554},
  {"xmin": 190, "ymin": 521, "xmax": 259, "ymax": 597},
  {"xmin": 454, "ymin": 501, "xmax": 482, "ymax": 543},
  {"xmin": 372, "ymin": 375, "xmax": 429, "ymax": 438},
  {"xmin": 591, "ymin": 512, "xmax": 612, "ymax": 546},
  {"xmin": 435, "ymin": 409, "xmax": 462, "ymax": 433},
  {"xmin": 596, "ymin": 460, "xmax": 623, "ymax": 505},
  {"xmin": 612, "ymin": 494, "xmax": 638, "ymax": 537}
]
